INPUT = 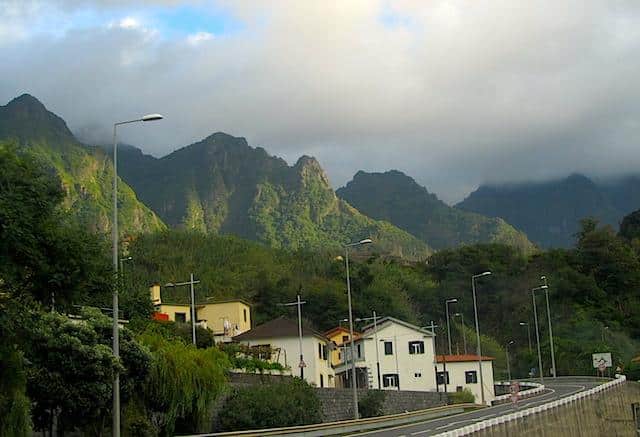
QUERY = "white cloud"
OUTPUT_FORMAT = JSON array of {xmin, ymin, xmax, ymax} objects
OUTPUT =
[
  {"xmin": 1, "ymin": 0, "xmax": 640, "ymax": 202},
  {"xmin": 116, "ymin": 16, "xmax": 140, "ymax": 29},
  {"xmin": 187, "ymin": 31, "xmax": 213, "ymax": 45}
]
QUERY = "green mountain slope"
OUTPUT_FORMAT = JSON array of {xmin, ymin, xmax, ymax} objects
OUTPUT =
[
  {"xmin": 456, "ymin": 174, "xmax": 622, "ymax": 248},
  {"xmin": 0, "ymin": 94, "xmax": 165, "ymax": 236},
  {"xmin": 116, "ymin": 133, "xmax": 431, "ymax": 259},
  {"xmin": 336, "ymin": 170, "xmax": 535, "ymax": 253}
]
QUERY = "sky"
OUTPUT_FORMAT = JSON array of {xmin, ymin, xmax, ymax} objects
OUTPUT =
[{"xmin": 1, "ymin": 0, "xmax": 640, "ymax": 203}]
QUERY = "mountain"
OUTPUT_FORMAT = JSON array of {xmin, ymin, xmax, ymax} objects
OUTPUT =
[
  {"xmin": 0, "ymin": 94, "xmax": 165, "ymax": 236},
  {"xmin": 336, "ymin": 170, "xmax": 535, "ymax": 253},
  {"xmin": 456, "ymin": 174, "xmax": 623, "ymax": 248},
  {"xmin": 115, "ymin": 133, "xmax": 431, "ymax": 259}
]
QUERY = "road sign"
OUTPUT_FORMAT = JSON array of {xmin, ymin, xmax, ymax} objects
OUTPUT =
[
  {"xmin": 510, "ymin": 381, "xmax": 520, "ymax": 405},
  {"xmin": 592, "ymin": 352, "xmax": 612, "ymax": 369},
  {"xmin": 299, "ymin": 359, "xmax": 306, "ymax": 368}
]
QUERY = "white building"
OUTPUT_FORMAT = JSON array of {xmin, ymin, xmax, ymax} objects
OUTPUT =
[
  {"xmin": 233, "ymin": 316, "xmax": 335, "ymax": 388},
  {"xmin": 435, "ymin": 354, "xmax": 496, "ymax": 405},
  {"xmin": 333, "ymin": 317, "xmax": 437, "ymax": 391}
]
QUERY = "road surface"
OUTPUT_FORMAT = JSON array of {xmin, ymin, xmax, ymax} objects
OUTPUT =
[{"xmin": 347, "ymin": 377, "xmax": 606, "ymax": 437}]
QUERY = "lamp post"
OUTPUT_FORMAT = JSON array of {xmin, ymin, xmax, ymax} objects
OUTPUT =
[
  {"xmin": 453, "ymin": 313, "xmax": 467, "ymax": 354},
  {"xmin": 445, "ymin": 298, "xmax": 458, "ymax": 355},
  {"xmin": 506, "ymin": 340, "xmax": 515, "ymax": 381},
  {"xmin": 541, "ymin": 276, "xmax": 557, "ymax": 378},
  {"xmin": 112, "ymin": 113, "xmax": 162, "ymax": 437},
  {"xmin": 344, "ymin": 238, "xmax": 373, "ymax": 420},
  {"xmin": 532, "ymin": 284, "xmax": 548, "ymax": 383},
  {"xmin": 472, "ymin": 271, "xmax": 491, "ymax": 405},
  {"xmin": 278, "ymin": 294, "xmax": 307, "ymax": 378},
  {"xmin": 119, "ymin": 256, "xmax": 132, "ymax": 273},
  {"xmin": 164, "ymin": 274, "xmax": 201, "ymax": 345},
  {"xmin": 519, "ymin": 321, "xmax": 532, "ymax": 353}
]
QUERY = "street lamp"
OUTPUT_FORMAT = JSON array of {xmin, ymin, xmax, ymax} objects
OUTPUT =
[
  {"xmin": 445, "ymin": 298, "xmax": 458, "ymax": 355},
  {"xmin": 164, "ymin": 274, "xmax": 201, "ymax": 346},
  {"xmin": 112, "ymin": 113, "xmax": 163, "ymax": 437},
  {"xmin": 541, "ymin": 276, "xmax": 557, "ymax": 378},
  {"xmin": 532, "ymin": 284, "xmax": 548, "ymax": 383},
  {"xmin": 278, "ymin": 294, "xmax": 307, "ymax": 378},
  {"xmin": 506, "ymin": 340, "xmax": 515, "ymax": 381},
  {"xmin": 519, "ymin": 321, "xmax": 532, "ymax": 353},
  {"xmin": 472, "ymin": 271, "xmax": 491, "ymax": 405},
  {"xmin": 453, "ymin": 313, "xmax": 467, "ymax": 354},
  {"xmin": 344, "ymin": 238, "xmax": 372, "ymax": 420}
]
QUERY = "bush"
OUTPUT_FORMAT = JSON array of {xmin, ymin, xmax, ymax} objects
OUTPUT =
[
  {"xmin": 358, "ymin": 390, "xmax": 386, "ymax": 418},
  {"xmin": 217, "ymin": 379, "xmax": 321, "ymax": 431},
  {"xmin": 218, "ymin": 343, "xmax": 288, "ymax": 372},
  {"xmin": 448, "ymin": 388, "xmax": 475, "ymax": 404}
]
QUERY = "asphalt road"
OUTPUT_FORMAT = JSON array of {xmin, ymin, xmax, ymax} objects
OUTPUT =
[{"xmin": 347, "ymin": 377, "xmax": 607, "ymax": 437}]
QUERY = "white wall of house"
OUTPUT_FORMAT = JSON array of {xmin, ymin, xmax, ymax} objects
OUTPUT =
[
  {"xmin": 237, "ymin": 336, "xmax": 335, "ymax": 388},
  {"xmin": 435, "ymin": 360, "xmax": 495, "ymax": 405},
  {"xmin": 339, "ymin": 320, "xmax": 437, "ymax": 391}
]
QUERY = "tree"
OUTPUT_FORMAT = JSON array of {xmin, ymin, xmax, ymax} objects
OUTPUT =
[
  {"xmin": 217, "ymin": 379, "xmax": 321, "ymax": 432},
  {"xmin": 0, "ymin": 142, "xmax": 112, "ymax": 308}
]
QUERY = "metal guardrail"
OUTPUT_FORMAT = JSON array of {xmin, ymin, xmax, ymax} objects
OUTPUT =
[
  {"xmin": 493, "ymin": 381, "xmax": 545, "ymax": 404},
  {"xmin": 434, "ymin": 375, "xmax": 627, "ymax": 436},
  {"xmin": 181, "ymin": 403, "xmax": 483, "ymax": 437}
]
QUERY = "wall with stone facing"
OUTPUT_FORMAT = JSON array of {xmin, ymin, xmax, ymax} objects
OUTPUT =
[{"xmin": 314, "ymin": 388, "xmax": 449, "ymax": 422}]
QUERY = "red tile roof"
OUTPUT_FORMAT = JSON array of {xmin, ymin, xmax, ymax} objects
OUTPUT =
[
  {"xmin": 436, "ymin": 354, "xmax": 495, "ymax": 363},
  {"xmin": 323, "ymin": 326, "xmax": 355, "ymax": 338}
]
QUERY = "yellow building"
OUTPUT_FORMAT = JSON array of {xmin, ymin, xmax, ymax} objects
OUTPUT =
[
  {"xmin": 323, "ymin": 326, "xmax": 360, "ymax": 367},
  {"xmin": 149, "ymin": 284, "xmax": 252, "ymax": 341}
]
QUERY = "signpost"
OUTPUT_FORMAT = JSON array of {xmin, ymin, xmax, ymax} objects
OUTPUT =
[
  {"xmin": 510, "ymin": 381, "xmax": 520, "ymax": 405},
  {"xmin": 592, "ymin": 352, "xmax": 612, "ymax": 377}
]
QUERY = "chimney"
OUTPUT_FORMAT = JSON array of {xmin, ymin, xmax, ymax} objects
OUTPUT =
[{"xmin": 150, "ymin": 283, "xmax": 161, "ymax": 305}]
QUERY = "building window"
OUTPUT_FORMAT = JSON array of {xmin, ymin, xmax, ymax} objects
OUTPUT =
[
  {"xmin": 318, "ymin": 343, "xmax": 322, "ymax": 359},
  {"xmin": 243, "ymin": 309, "xmax": 247, "ymax": 323},
  {"xmin": 384, "ymin": 341, "xmax": 393, "ymax": 355},
  {"xmin": 357, "ymin": 344, "xmax": 362, "ymax": 359},
  {"xmin": 383, "ymin": 374, "xmax": 399, "ymax": 388},
  {"xmin": 414, "ymin": 372, "xmax": 422, "ymax": 378},
  {"xmin": 436, "ymin": 371, "xmax": 450, "ymax": 385},
  {"xmin": 318, "ymin": 343, "xmax": 328, "ymax": 360},
  {"xmin": 175, "ymin": 312, "xmax": 186, "ymax": 323},
  {"xmin": 465, "ymin": 370, "xmax": 478, "ymax": 384},
  {"xmin": 342, "ymin": 335, "xmax": 349, "ymax": 343},
  {"xmin": 408, "ymin": 341, "xmax": 425, "ymax": 354},
  {"xmin": 320, "ymin": 374, "xmax": 324, "ymax": 387},
  {"xmin": 252, "ymin": 344, "xmax": 272, "ymax": 360}
]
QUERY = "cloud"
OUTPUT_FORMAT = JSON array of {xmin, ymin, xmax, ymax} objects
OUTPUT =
[
  {"xmin": 187, "ymin": 31, "xmax": 213, "ymax": 45},
  {"xmin": 1, "ymin": 0, "xmax": 640, "ymax": 203}
]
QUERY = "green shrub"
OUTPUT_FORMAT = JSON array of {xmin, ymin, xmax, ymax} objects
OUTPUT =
[
  {"xmin": 358, "ymin": 390, "xmax": 386, "ymax": 418},
  {"xmin": 448, "ymin": 388, "xmax": 475, "ymax": 404},
  {"xmin": 217, "ymin": 379, "xmax": 321, "ymax": 431}
]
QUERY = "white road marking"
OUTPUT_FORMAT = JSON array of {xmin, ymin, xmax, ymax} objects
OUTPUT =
[{"xmin": 410, "ymin": 429, "xmax": 432, "ymax": 435}]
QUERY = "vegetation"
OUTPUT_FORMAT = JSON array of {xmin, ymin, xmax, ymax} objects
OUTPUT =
[
  {"xmin": 358, "ymin": 390, "xmax": 386, "ymax": 418},
  {"xmin": 218, "ymin": 343, "xmax": 288, "ymax": 372},
  {"xmin": 0, "ymin": 94, "xmax": 165, "ymax": 237},
  {"xmin": 337, "ymin": 170, "xmax": 535, "ymax": 253},
  {"xmin": 457, "ymin": 173, "xmax": 639, "ymax": 248},
  {"xmin": 217, "ymin": 379, "xmax": 321, "ymax": 431},
  {"xmin": 449, "ymin": 388, "xmax": 475, "ymax": 404},
  {"xmin": 115, "ymin": 132, "xmax": 431, "ymax": 259}
]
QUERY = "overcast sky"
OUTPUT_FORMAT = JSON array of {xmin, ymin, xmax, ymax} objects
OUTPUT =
[{"xmin": 2, "ymin": 0, "xmax": 640, "ymax": 203}]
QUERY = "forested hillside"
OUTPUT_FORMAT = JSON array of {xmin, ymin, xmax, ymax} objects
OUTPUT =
[
  {"xmin": 0, "ymin": 94, "xmax": 165, "ymax": 236},
  {"xmin": 114, "ymin": 133, "xmax": 430, "ymax": 259},
  {"xmin": 337, "ymin": 170, "xmax": 535, "ymax": 253}
]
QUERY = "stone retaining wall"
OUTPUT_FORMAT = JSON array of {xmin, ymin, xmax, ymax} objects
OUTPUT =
[{"xmin": 314, "ymin": 388, "xmax": 449, "ymax": 422}]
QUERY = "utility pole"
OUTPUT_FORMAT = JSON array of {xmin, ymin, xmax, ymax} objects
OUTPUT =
[
  {"xmin": 164, "ymin": 274, "xmax": 201, "ymax": 345},
  {"xmin": 279, "ymin": 293, "xmax": 307, "ymax": 378}
]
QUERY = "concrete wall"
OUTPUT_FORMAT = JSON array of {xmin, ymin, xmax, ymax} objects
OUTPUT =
[{"xmin": 314, "ymin": 388, "xmax": 448, "ymax": 422}]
